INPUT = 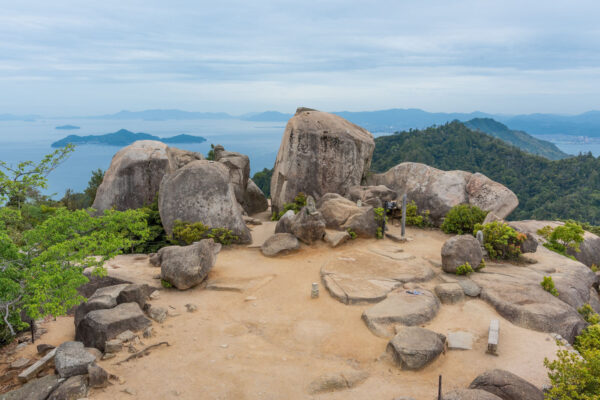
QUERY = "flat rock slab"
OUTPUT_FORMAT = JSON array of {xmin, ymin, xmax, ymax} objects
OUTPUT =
[
  {"xmin": 205, "ymin": 274, "xmax": 275, "ymax": 293},
  {"xmin": 447, "ymin": 331, "xmax": 474, "ymax": 350},
  {"xmin": 54, "ymin": 341, "xmax": 96, "ymax": 379},
  {"xmin": 442, "ymin": 389, "xmax": 502, "ymax": 400},
  {"xmin": 362, "ymin": 289, "xmax": 440, "ymax": 337},
  {"xmin": 435, "ymin": 283, "xmax": 465, "ymax": 304},
  {"xmin": 0, "ymin": 374, "xmax": 60, "ymax": 400},
  {"xmin": 307, "ymin": 371, "xmax": 369, "ymax": 394},
  {"xmin": 321, "ymin": 251, "xmax": 435, "ymax": 304}
]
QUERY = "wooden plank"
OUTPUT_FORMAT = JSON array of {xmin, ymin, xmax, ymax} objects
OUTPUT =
[
  {"xmin": 487, "ymin": 319, "xmax": 499, "ymax": 355},
  {"xmin": 18, "ymin": 348, "xmax": 56, "ymax": 383}
]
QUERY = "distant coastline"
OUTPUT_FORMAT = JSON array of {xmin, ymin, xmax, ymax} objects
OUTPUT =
[
  {"xmin": 55, "ymin": 124, "xmax": 80, "ymax": 130},
  {"xmin": 51, "ymin": 129, "xmax": 206, "ymax": 148}
]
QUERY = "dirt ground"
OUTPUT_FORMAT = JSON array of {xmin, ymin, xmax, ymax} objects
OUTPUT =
[{"xmin": 2, "ymin": 219, "xmax": 559, "ymax": 399}]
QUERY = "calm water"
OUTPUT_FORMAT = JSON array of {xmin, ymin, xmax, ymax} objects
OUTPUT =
[
  {"xmin": 0, "ymin": 119, "xmax": 284, "ymax": 197},
  {"xmin": 0, "ymin": 119, "xmax": 597, "ymax": 198}
]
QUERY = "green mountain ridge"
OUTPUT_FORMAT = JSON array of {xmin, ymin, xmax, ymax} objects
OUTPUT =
[
  {"xmin": 51, "ymin": 129, "xmax": 206, "ymax": 147},
  {"xmin": 463, "ymin": 118, "xmax": 569, "ymax": 160},
  {"xmin": 371, "ymin": 121, "xmax": 600, "ymax": 224}
]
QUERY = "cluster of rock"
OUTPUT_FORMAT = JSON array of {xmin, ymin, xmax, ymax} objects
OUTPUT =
[
  {"xmin": 92, "ymin": 140, "xmax": 269, "ymax": 245},
  {"xmin": 440, "ymin": 369, "xmax": 544, "ymax": 400}
]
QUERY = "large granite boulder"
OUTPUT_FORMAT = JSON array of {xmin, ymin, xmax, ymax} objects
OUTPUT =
[
  {"xmin": 261, "ymin": 233, "xmax": 300, "ymax": 257},
  {"xmin": 386, "ymin": 327, "xmax": 446, "ymax": 370},
  {"xmin": 317, "ymin": 193, "xmax": 377, "ymax": 238},
  {"xmin": 347, "ymin": 185, "xmax": 396, "ymax": 208},
  {"xmin": 469, "ymin": 369, "xmax": 544, "ymax": 400},
  {"xmin": 242, "ymin": 179, "xmax": 269, "ymax": 215},
  {"xmin": 362, "ymin": 289, "xmax": 440, "ymax": 337},
  {"xmin": 509, "ymin": 220, "xmax": 600, "ymax": 268},
  {"xmin": 159, "ymin": 239, "xmax": 221, "ymax": 290},
  {"xmin": 441, "ymin": 235, "xmax": 483, "ymax": 274},
  {"xmin": 270, "ymin": 108, "xmax": 375, "ymax": 213},
  {"xmin": 92, "ymin": 140, "xmax": 203, "ymax": 212},
  {"xmin": 214, "ymin": 145, "xmax": 250, "ymax": 202},
  {"xmin": 75, "ymin": 302, "xmax": 151, "ymax": 351},
  {"xmin": 158, "ymin": 160, "xmax": 252, "ymax": 243},
  {"xmin": 367, "ymin": 163, "xmax": 518, "ymax": 225},
  {"xmin": 54, "ymin": 341, "xmax": 96, "ymax": 379}
]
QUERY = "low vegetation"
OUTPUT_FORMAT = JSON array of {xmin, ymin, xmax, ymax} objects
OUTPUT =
[
  {"xmin": 538, "ymin": 222, "xmax": 585, "ymax": 260},
  {"xmin": 545, "ymin": 304, "xmax": 600, "ymax": 399},
  {"xmin": 441, "ymin": 204, "xmax": 488, "ymax": 235},
  {"xmin": 252, "ymin": 168, "xmax": 273, "ymax": 198},
  {"xmin": 271, "ymin": 192, "xmax": 307, "ymax": 221},
  {"xmin": 456, "ymin": 262, "xmax": 474, "ymax": 276},
  {"xmin": 171, "ymin": 220, "xmax": 238, "ymax": 246},
  {"xmin": 374, "ymin": 207, "xmax": 386, "ymax": 239},
  {"xmin": 473, "ymin": 221, "xmax": 524, "ymax": 260},
  {"xmin": 403, "ymin": 200, "xmax": 432, "ymax": 227},
  {"xmin": 541, "ymin": 276, "xmax": 559, "ymax": 297}
]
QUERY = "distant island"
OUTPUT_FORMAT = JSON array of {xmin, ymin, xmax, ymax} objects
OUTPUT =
[
  {"xmin": 55, "ymin": 124, "xmax": 80, "ymax": 130},
  {"xmin": 51, "ymin": 129, "xmax": 207, "ymax": 147}
]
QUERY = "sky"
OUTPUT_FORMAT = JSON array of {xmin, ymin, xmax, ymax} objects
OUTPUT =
[{"xmin": 1, "ymin": 0, "xmax": 599, "ymax": 116}]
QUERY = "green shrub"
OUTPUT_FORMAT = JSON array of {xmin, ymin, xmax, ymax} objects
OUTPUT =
[
  {"xmin": 538, "ymin": 222, "xmax": 585, "ymax": 259},
  {"xmin": 541, "ymin": 276, "xmax": 559, "ymax": 297},
  {"xmin": 171, "ymin": 220, "xmax": 238, "ymax": 245},
  {"xmin": 441, "ymin": 204, "xmax": 488, "ymax": 234},
  {"xmin": 404, "ymin": 200, "xmax": 431, "ymax": 227},
  {"xmin": 126, "ymin": 195, "xmax": 170, "ymax": 254},
  {"xmin": 473, "ymin": 221, "xmax": 524, "ymax": 260},
  {"xmin": 161, "ymin": 279, "xmax": 173, "ymax": 289},
  {"xmin": 575, "ymin": 325, "xmax": 600, "ymax": 353},
  {"xmin": 271, "ymin": 192, "xmax": 307, "ymax": 221},
  {"xmin": 544, "ymin": 347, "xmax": 600, "ymax": 400},
  {"xmin": 346, "ymin": 228, "xmax": 357, "ymax": 239},
  {"xmin": 374, "ymin": 207, "xmax": 387, "ymax": 239},
  {"xmin": 579, "ymin": 304, "xmax": 600, "ymax": 325},
  {"xmin": 456, "ymin": 262, "xmax": 474, "ymax": 276},
  {"xmin": 478, "ymin": 258, "xmax": 486, "ymax": 270}
]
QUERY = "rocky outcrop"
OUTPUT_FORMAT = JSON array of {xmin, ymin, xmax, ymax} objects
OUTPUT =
[
  {"xmin": 509, "ymin": 220, "xmax": 600, "ymax": 268},
  {"xmin": 75, "ymin": 302, "xmax": 151, "ymax": 351},
  {"xmin": 158, "ymin": 160, "xmax": 252, "ymax": 243},
  {"xmin": 469, "ymin": 369, "xmax": 544, "ymax": 400},
  {"xmin": 321, "ymin": 251, "xmax": 435, "ymax": 304},
  {"xmin": 442, "ymin": 389, "xmax": 502, "ymax": 400},
  {"xmin": 362, "ymin": 289, "xmax": 440, "ymax": 337},
  {"xmin": 92, "ymin": 140, "xmax": 203, "ymax": 212},
  {"xmin": 290, "ymin": 207, "xmax": 326, "ymax": 244},
  {"xmin": 159, "ymin": 239, "xmax": 222, "ymax": 290},
  {"xmin": 47, "ymin": 375, "xmax": 88, "ymax": 400},
  {"xmin": 367, "ymin": 163, "xmax": 518, "ymax": 225},
  {"xmin": 0, "ymin": 374, "xmax": 60, "ymax": 400},
  {"xmin": 470, "ymin": 247, "xmax": 595, "ymax": 343},
  {"xmin": 348, "ymin": 185, "xmax": 396, "ymax": 208},
  {"xmin": 386, "ymin": 327, "xmax": 446, "ymax": 370},
  {"xmin": 441, "ymin": 235, "xmax": 483, "ymax": 274},
  {"xmin": 317, "ymin": 193, "xmax": 377, "ymax": 238},
  {"xmin": 74, "ymin": 284, "xmax": 129, "ymax": 327},
  {"xmin": 270, "ymin": 108, "xmax": 375, "ymax": 213},
  {"xmin": 261, "ymin": 233, "xmax": 300, "ymax": 257}
]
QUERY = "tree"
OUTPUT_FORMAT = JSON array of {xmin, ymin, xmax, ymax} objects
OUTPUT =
[
  {"xmin": 84, "ymin": 168, "xmax": 104, "ymax": 204},
  {"xmin": 0, "ymin": 145, "xmax": 74, "ymax": 208}
]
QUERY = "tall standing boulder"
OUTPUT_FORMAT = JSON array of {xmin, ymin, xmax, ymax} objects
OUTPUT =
[
  {"xmin": 158, "ymin": 160, "xmax": 252, "ymax": 243},
  {"xmin": 367, "ymin": 162, "xmax": 518, "ymax": 225},
  {"xmin": 242, "ymin": 179, "xmax": 269, "ymax": 215},
  {"xmin": 270, "ymin": 108, "xmax": 375, "ymax": 213},
  {"xmin": 159, "ymin": 239, "xmax": 222, "ymax": 290},
  {"xmin": 92, "ymin": 140, "xmax": 203, "ymax": 212}
]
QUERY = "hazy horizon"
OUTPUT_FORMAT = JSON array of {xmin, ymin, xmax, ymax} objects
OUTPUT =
[{"xmin": 2, "ymin": 1, "xmax": 600, "ymax": 116}]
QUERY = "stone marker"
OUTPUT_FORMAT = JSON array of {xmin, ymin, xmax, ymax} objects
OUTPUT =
[
  {"xmin": 311, "ymin": 283, "xmax": 319, "ymax": 299},
  {"xmin": 487, "ymin": 319, "xmax": 499, "ymax": 355}
]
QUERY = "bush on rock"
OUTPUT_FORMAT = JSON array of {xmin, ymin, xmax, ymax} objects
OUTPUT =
[
  {"xmin": 474, "ymin": 221, "xmax": 524, "ymax": 260},
  {"xmin": 441, "ymin": 204, "xmax": 487, "ymax": 235}
]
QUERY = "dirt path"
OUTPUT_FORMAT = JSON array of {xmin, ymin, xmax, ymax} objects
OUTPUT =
[{"xmin": 5, "ymin": 224, "xmax": 559, "ymax": 399}]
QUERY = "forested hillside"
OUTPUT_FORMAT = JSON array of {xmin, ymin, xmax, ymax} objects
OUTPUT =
[{"xmin": 371, "ymin": 121, "xmax": 600, "ymax": 223}]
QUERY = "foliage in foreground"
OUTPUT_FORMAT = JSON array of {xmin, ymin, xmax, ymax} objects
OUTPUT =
[
  {"xmin": 545, "ymin": 305, "xmax": 600, "ymax": 399},
  {"xmin": 0, "ymin": 207, "xmax": 150, "ymax": 343},
  {"xmin": 441, "ymin": 204, "xmax": 488, "ymax": 235},
  {"xmin": 271, "ymin": 192, "xmax": 307, "ymax": 221},
  {"xmin": 538, "ymin": 222, "xmax": 585, "ymax": 260},
  {"xmin": 456, "ymin": 262, "xmax": 474, "ymax": 276},
  {"xmin": 473, "ymin": 221, "xmax": 524, "ymax": 260}
]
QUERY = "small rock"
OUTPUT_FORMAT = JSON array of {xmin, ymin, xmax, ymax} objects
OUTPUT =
[
  {"xmin": 148, "ymin": 305, "xmax": 168, "ymax": 323},
  {"xmin": 143, "ymin": 326, "xmax": 154, "ymax": 338},
  {"xmin": 36, "ymin": 343, "xmax": 56, "ymax": 355},
  {"xmin": 386, "ymin": 327, "xmax": 446, "ymax": 370},
  {"xmin": 185, "ymin": 303, "xmax": 198, "ymax": 313},
  {"xmin": 324, "ymin": 231, "xmax": 351, "ymax": 248},
  {"xmin": 434, "ymin": 283, "xmax": 465, "ymax": 304},
  {"xmin": 122, "ymin": 387, "xmax": 137, "ymax": 395},
  {"xmin": 116, "ymin": 330, "xmax": 136, "ymax": 342},
  {"xmin": 0, "ymin": 370, "xmax": 17, "ymax": 384},
  {"xmin": 308, "ymin": 371, "xmax": 369, "ymax": 394},
  {"xmin": 9, "ymin": 357, "xmax": 32, "ymax": 370},
  {"xmin": 105, "ymin": 339, "xmax": 123, "ymax": 353},
  {"xmin": 128, "ymin": 344, "xmax": 138, "ymax": 353},
  {"xmin": 447, "ymin": 331, "xmax": 474, "ymax": 350},
  {"xmin": 152, "ymin": 274, "xmax": 161, "ymax": 279},
  {"xmin": 47, "ymin": 374, "xmax": 89, "ymax": 400},
  {"xmin": 220, "ymin": 344, "xmax": 229, "ymax": 348},
  {"xmin": 54, "ymin": 341, "xmax": 96, "ymax": 379},
  {"xmin": 88, "ymin": 364, "xmax": 109, "ymax": 388},
  {"xmin": 102, "ymin": 353, "xmax": 116, "ymax": 360},
  {"xmin": 85, "ymin": 347, "xmax": 103, "ymax": 361},
  {"xmin": 1, "ymin": 374, "xmax": 60, "ymax": 399},
  {"xmin": 244, "ymin": 296, "xmax": 257, "ymax": 302},
  {"xmin": 458, "ymin": 279, "xmax": 481, "ymax": 297},
  {"xmin": 16, "ymin": 342, "xmax": 28, "ymax": 351},
  {"xmin": 149, "ymin": 290, "xmax": 160, "ymax": 299},
  {"xmin": 168, "ymin": 309, "xmax": 181, "ymax": 317}
]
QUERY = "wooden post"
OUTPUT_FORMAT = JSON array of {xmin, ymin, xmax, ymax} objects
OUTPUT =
[
  {"xmin": 401, "ymin": 194, "xmax": 407, "ymax": 238},
  {"xmin": 30, "ymin": 320, "xmax": 35, "ymax": 344},
  {"xmin": 438, "ymin": 374, "xmax": 442, "ymax": 400}
]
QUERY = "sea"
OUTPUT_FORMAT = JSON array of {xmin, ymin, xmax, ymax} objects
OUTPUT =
[{"xmin": 0, "ymin": 118, "xmax": 598, "ymax": 198}]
